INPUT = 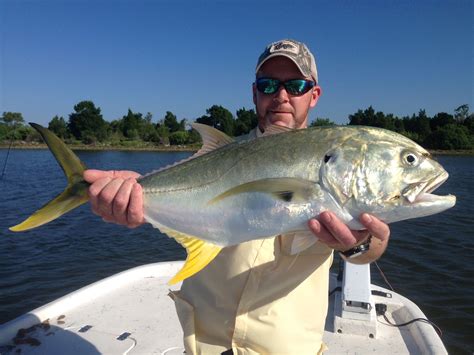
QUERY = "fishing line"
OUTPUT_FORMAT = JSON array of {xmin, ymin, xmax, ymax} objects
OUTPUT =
[
  {"xmin": 0, "ymin": 136, "xmax": 15, "ymax": 180},
  {"xmin": 374, "ymin": 260, "xmax": 394, "ymax": 291}
]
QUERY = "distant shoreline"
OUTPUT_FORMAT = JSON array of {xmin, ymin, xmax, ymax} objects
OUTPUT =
[
  {"xmin": 0, "ymin": 142, "xmax": 198, "ymax": 152},
  {"xmin": 1, "ymin": 142, "xmax": 473, "ymax": 155}
]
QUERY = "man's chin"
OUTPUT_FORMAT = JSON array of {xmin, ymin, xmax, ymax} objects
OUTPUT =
[
  {"xmin": 273, "ymin": 121, "xmax": 293, "ymax": 128},
  {"xmin": 267, "ymin": 117, "xmax": 294, "ymax": 129}
]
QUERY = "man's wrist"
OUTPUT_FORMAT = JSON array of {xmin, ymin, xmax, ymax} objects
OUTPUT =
[{"xmin": 339, "ymin": 235, "xmax": 372, "ymax": 259}]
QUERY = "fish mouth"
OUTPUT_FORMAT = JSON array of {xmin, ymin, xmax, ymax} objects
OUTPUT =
[{"xmin": 402, "ymin": 171, "xmax": 453, "ymax": 204}]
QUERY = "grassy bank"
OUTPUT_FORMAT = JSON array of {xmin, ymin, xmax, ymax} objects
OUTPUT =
[{"xmin": 0, "ymin": 141, "xmax": 199, "ymax": 152}]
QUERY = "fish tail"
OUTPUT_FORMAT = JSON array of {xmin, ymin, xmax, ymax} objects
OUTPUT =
[{"xmin": 9, "ymin": 123, "xmax": 89, "ymax": 232}]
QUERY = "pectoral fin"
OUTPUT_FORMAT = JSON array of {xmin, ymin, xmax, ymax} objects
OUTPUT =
[
  {"xmin": 160, "ymin": 227, "xmax": 222, "ymax": 285},
  {"xmin": 290, "ymin": 232, "xmax": 318, "ymax": 254},
  {"xmin": 208, "ymin": 178, "xmax": 319, "ymax": 205}
]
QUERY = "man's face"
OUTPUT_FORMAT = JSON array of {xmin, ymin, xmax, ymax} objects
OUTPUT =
[{"xmin": 253, "ymin": 56, "xmax": 321, "ymax": 130}]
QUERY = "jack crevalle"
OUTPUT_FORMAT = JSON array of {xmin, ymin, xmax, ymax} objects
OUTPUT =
[{"xmin": 10, "ymin": 123, "xmax": 456, "ymax": 284}]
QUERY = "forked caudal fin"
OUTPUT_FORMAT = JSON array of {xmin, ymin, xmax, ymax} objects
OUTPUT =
[{"xmin": 9, "ymin": 123, "xmax": 90, "ymax": 232}]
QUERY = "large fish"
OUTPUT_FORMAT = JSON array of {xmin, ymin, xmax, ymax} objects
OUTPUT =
[{"xmin": 10, "ymin": 123, "xmax": 455, "ymax": 284}]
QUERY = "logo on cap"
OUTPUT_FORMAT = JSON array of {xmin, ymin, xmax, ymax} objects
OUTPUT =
[{"xmin": 270, "ymin": 41, "xmax": 298, "ymax": 54}]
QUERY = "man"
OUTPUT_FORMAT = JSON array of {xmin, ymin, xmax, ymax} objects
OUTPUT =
[{"xmin": 84, "ymin": 39, "xmax": 390, "ymax": 354}]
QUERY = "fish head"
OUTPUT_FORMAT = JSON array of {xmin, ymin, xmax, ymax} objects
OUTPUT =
[{"xmin": 319, "ymin": 127, "xmax": 456, "ymax": 224}]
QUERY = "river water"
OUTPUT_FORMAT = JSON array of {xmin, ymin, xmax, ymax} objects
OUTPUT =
[{"xmin": 0, "ymin": 149, "xmax": 472, "ymax": 353}]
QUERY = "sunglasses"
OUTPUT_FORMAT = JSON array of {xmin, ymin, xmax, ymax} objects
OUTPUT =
[{"xmin": 255, "ymin": 78, "xmax": 315, "ymax": 96}]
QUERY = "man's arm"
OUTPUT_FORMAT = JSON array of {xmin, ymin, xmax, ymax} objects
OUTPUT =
[{"xmin": 308, "ymin": 212, "xmax": 390, "ymax": 263}]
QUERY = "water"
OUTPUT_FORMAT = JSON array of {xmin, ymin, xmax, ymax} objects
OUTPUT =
[{"xmin": 0, "ymin": 149, "xmax": 472, "ymax": 354}]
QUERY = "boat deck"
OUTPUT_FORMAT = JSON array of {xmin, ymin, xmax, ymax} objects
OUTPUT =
[{"xmin": 0, "ymin": 262, "xmax": 446, "ymax": 354}]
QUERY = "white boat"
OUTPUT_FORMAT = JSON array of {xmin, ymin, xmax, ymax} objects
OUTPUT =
[{"xmin": 0, "ymin": 261, "xmax": 447, "ymax": 354}]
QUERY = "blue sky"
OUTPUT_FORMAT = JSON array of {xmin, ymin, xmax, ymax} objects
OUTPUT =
[{"xmin": 1, "ymin": 0, "xmax": 472, "ymax": 126}]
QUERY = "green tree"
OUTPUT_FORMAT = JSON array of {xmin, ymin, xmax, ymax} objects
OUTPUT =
[
  {"xmin": 68, "ymin": 101, "xmax": 108, "ymax": 143},
  {"xmin": 169, "ymin": 131, "xmax": 189, "ymax": 145},
  {"xmin": 196, "ymin": 105, "xmax": 235, "ymax": 136},
  {"xmin": 0, "ymin": 124, "xmax": 8, "ymax": 141},
  {"xmin": 234, "ymin": 107, "xmax": 258, "ymax": 136},
  {"xmin": 402, "ymin": 110, "xmax": 431, "ymax": 144},
  {"xmin": 381, "ymin": 113, "xmax": 398, "ymax": 131},
  {"xmin": 464, "ymin": 114, "xmax": 474, "ymax": 135},
  {"xmin": 348, "ymin": 106, "xmax": 376, "ymax": 126},
  {"xmin": 156, "ymin": 121, "xmax": 170, "ymax": 144},
  {"xmin": 424, "ymin": 124, "xmax": 472, "ymax": 150},
  {"xmin": 140, "ymin": 112, "xmax": 159, "ymax": 142},
  {"xmin": 186, "ymin": 128, "xmax": 202, "ymax": 144},
  {"xmin": 121, "ymin": 109, "xmax": 145, "ymax": 139},
  {"xmin": 310, "ymin": 118, "xmax": 336, "ymax": 127},
  {"xmin": 48, "ymin": 116, "xmax": 69, "ymax": 138},
  {"xmin": 1, "ymin": 112, "xmax": 25, "ymax": 127},
  {"xmin": 393, "ymin": 117, "xmax": 405, "ymax": 133},
  {"xmin": 0, "ymin": 112, "xmax": 26, "ymax": 140},
  {"xmin": 348, "ymin": 106, "xmax": 400, "ymax": 131},
  {"xmin": 430, "ymin": 112, "xmax": 455, "ymax": 131},
  {"xmin": 454, "ymin": 104, "xmax": 469, "ymax": 123},
  {"xmin": 164, "ymin": 111, "xmax": 181, "ymax": 133},
  {"xmin": 108, "ymin": 119, "xmax": 125, "ymax": 141}
]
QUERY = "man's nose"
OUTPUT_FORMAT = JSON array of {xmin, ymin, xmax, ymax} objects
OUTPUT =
[{"xmin": 273, "ymin": 85, "xmax": 290, "ymax": 103}]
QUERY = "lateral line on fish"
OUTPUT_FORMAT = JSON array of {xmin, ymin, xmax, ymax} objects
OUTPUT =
[{"xmin": 142, "ymin": 143, "xmax": 269, "ymax": 195}]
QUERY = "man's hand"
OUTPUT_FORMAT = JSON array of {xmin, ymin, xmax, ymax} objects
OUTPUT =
[
  {"xmin": 84, "ymin": 169, "xmax": 145, "ymax": 228},
  {"xmin": 308, "ymin": 211, "xmax": 390, "ymax": 263}
]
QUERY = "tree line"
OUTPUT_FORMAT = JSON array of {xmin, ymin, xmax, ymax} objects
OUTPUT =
[
  {"xmin": 0, "ymin": 101, "xmax": 258, "ymax": 147},
  {"xmin": 311, "ymin": 104, "xmax": 473, "ymax": 150},
  {"xmin": 1, "ymin": 101, "xmax": 473, "ymax": 150}
]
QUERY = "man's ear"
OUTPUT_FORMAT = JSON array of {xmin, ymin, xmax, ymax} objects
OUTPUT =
[{"xmin": 310, "ymin": 85, "xmax": 322, "ymax": 108}]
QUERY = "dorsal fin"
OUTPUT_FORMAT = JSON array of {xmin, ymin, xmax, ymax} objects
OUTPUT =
[
  {"xmin": 191, "ymin": 123, "xmax": 235, "ymax": 155},
  {"xmin": 142, "ymin": 124, "xmax": 235, "ymax": 177}
]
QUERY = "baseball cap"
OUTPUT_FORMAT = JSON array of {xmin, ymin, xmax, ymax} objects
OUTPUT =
[{"xmin": 256, "ymin": 39, "xmax": 318, "ymax": 83}]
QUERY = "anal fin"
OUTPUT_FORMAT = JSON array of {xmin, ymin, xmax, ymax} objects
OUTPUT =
[{"xmin": 161, "ymin": 228, "xmax": 222, "ymax": 285}]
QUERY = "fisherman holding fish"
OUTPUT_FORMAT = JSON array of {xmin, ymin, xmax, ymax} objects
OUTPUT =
[
  {"xmin": 83, "ymin": 39, "xmax": 391, "ymax": 354},
  {"xmin": 12, "ymin": 36, "xmax": 455, "ymax": 352}
]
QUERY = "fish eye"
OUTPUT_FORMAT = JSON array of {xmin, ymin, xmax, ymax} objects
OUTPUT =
[{"xmin": 402, "ymin": 151, "xmax": 419, "ymax": 166}]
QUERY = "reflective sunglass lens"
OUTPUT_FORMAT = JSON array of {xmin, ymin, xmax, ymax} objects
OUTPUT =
[
  {"xmin": 257, "ymin": 79, "xmax": 279, "ymax": 94},
  {"xmin": 256, "ymin": 78, "xmax": 314, "ymax": 95},
  {"xmin": 285, "ymin": 80, "xmax": 314, "ymax": 95}
]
